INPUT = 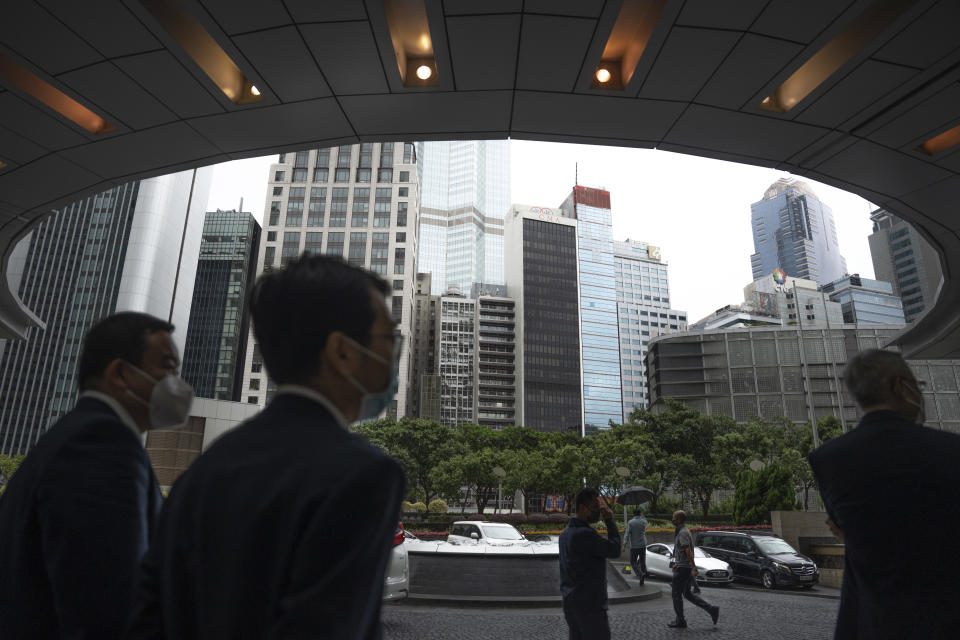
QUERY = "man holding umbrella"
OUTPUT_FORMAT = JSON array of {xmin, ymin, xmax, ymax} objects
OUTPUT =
[{"xmin": 622, "ymin": 508, "xmax": 648, "ymax": 584}]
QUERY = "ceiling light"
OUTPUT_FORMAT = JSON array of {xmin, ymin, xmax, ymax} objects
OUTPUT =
[
  {"xmin": 595, "ymin": 68, "xmax": 612, "ymax": 83},
  {"xmin": 916, "ymin": 124, "xmax": 960, "ymax": 156},
  {"xmin": 138, "ymin": 0, "xmax": 263, "ymax": 105},
  {"xmin": 0, "ymin": 52, "xmax": 116, "ymax": 135},
  {"xmin": 0, "ymin": 160, "xmax": 7, "ymax": 169},
  {"xmin": 760, "ymin": 0, "xmax": 918, "ymax": 113},
  {"xmin": 593, "ymin": 0, "xmax": 666, "ymax": 90},
  {"xmin": 383, "ymin": 0, "xmax": 439, "ymax": 87}
]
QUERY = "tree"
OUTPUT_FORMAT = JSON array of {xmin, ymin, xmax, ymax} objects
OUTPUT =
[
  {"xmin": 430, "ymin": 448, "xmax": 503, "ymax": 514},
  {"xmin": 780, "ymin": 417, "xmax": 844, "ymax": 509},
  {"xmin": 733, "ymin": 463, "xmax": 796, "ymax": 525},
  {"xmin": 0, "ymin": 454, "xmax": 24, "ymax": 495}
]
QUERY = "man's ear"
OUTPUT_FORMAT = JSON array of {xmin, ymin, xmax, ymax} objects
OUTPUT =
[
  {"xmin": 101, "ymin": 358, "xmax": 129, "ymax": 389},
  {"xmin": 323, "ymin": 331, "xmax": 357, "ymax": 378}
]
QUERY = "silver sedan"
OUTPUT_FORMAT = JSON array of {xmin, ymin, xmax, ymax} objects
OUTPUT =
[{"xmin": 645, "ymin": 542, "xmax": 734, "ymax": 585}]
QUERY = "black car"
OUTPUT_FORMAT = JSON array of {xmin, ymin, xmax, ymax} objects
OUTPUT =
[{"xmin": 695, "ymin": 531, "xmax": 819, "ymax": 589}]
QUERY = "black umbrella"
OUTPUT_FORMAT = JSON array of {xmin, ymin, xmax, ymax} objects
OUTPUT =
[{"xmin": 618, "ymin": 486, "xmax": 654, "ymax": 506}]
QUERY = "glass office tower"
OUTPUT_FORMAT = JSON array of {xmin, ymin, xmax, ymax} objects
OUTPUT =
[
  {"xmin": 417, "ymin": 140, "xmax": 510, "ymax": 295},
  {"xmin": 750, "ymin": 178, "xmax": 847, "ymax": 286}
]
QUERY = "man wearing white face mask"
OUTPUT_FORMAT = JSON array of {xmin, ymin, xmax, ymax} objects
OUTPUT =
[
  {"xmin": 127, "ymin": 255, "xmax": 405, "ymax": 640},
  {"xmin": 809, "ymin": 349, "xmax": 960, "ymax": 639},
  {"xmin": 0, "ymin": 312, "xmax": 188, "ymax": 639}
]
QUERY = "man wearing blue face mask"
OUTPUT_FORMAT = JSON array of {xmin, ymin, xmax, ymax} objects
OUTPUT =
[
  {"xmin": 810, "ymin": 349, "xmax": 960, "ymax": 639},
  {"xmin": 0, "ymin": 312, "xmax": 184, "ymax": 639},
  {"xmin": 127, "ymin": 255, "xmax": 405, "ymax": 640}
]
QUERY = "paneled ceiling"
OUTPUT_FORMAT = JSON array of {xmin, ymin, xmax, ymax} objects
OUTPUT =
[{"xmin": 0, "ymin": 0, "xmax": 958, "ymax": 358}]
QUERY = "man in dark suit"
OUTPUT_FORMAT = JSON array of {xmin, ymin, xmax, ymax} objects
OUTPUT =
[
  {"xmin": 0, "ymin": 312, "xmax": 187, "ymax": 639},
  {"xmin": 809, "ymin": 349, "xmax": 960, "ymax": 639},
  {"xmin": 126, "ymin": 255, "xmax": 406, "ymax": 639}
]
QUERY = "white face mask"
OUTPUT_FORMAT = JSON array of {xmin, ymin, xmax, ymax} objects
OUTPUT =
[
  {"xmin": 341, "ymin": 336, "xmax": 399, "ymax": 423},
  {"xmin": 125, "ymin": 363, "xmax": 195, "ymax": 429}
]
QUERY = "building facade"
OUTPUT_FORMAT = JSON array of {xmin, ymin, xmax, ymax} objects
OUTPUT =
[
  {"xmin": 822, "ymin": 275, "xmax": 906, "ymax": 325},
  {"xmin": 0, "ymin": 170, "xmax": 211, "ymax": 455},
  {"xmin": 410, "ymin": 272, "xmax": 439, "ymax": 418},
  {"xmin": 180, "ymin": 210, "xmax": 261, "ymax": 401},
  {"xmin": 750, "ymin": 178, "xmax": 847, "ymax": 286},
  {"xmin": 745, "ymin": 273, "xmax": 845, "ymax": 328},
  {"xmin": 647, "ymin": 326, "xmax": 960, "ymax": 434},
  {"xmin": 868, "ymin": 208, "xmax": 943, "ymax": 323},
  {"xmin": 504, "ymin": 204, "xmax": 582, "ymax": 433},
  {"xmin": 417, "ymin": 140, "xmax": 510, "ymax": 295},
  {"xmin": 614, "ymin": 240, "xmax": 688, "ymax": 419},
  {"xmin": 473, "ymin": 283, "xmax": 517, "ymax": 428},
  {"xmin": 436, "ymin": 291, "xmax": 477, "ymax": 428},
  {"xmin": 240, "ymin": 144, "xmax": 420, "ymax": 417}
]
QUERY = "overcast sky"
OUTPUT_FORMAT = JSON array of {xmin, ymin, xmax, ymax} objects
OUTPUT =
[{"xmin": 206, "ymin": 140, "xmax": 877, "ymax": 324}]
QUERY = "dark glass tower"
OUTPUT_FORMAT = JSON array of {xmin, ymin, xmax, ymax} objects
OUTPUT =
[{"xmin": 180, "ymin": 210, "xmax": 261, "ymax": 401}]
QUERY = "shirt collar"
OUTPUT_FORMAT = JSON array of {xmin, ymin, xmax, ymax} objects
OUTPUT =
[
  {"xmin": 275, "ymin": 385, "xmax": 349, "ymax": 430},
  {"xmin": 78, "ymin": 390, "xmax": 143, "ymax": 439}
]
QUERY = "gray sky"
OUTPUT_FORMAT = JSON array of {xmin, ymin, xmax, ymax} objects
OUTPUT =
[{"xmin": 206, "ymin": 140, "xmax": 877, "ymax": 324}]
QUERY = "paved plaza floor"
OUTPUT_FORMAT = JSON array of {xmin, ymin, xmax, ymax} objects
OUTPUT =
[{"xmin": 383, "ymin": 582, "xmax": 840, "ymax": 639}]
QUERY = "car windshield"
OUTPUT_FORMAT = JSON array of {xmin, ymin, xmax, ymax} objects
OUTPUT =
[
  {"xmin": 755, "ymin": 538, "xmax": 797, "ymax": 554},
  {"xmin": 483, "ymin": 525, "xmax": 524, "ymax": 540}
]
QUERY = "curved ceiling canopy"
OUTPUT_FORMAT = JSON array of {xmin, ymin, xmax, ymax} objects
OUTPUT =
[{"xmin": 0, "ymin": 0, "xmax": 958, "ymax": 358}]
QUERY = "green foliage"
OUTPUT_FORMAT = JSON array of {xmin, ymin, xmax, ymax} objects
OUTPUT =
[
  {"xmin": 427, "ymin": 498, "xmax": 448, "ymax": 514},
  {"xmin": 0, "ymin": 454, "xmax": 25, "ymax": 495},
  {"xmin": 401, "ymin": 500, "xmax": 416, "ymax": 513},
  {"xmin": 733, "ymin": 463, "xmax": 795, "ymax": 525},
  {"xmin": 709, "ymin": 496, "xmax": 736, "ymax": 515},
  {"xmin": 410, "ymin": 501, "xmax": 427, "ymax": 514}
]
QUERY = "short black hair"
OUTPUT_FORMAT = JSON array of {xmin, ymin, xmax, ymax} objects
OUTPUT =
[
  {"xmin": 78, "ymin": 312, "xmax": 174, "ymax": 391},
  {"xmin": 575, "ymin": 487, "xmax": 600, "ymax": 511},
  {"xmin": 248, "ymin": 254, "xmax": 389, "ymax": 384},
  {"xmin": 844, "ymin": 349, "xmax": 914, "ymax": 407},
  {"xmin": 633, "ymin": 508, "xmax": 642, "ymax": 516}
]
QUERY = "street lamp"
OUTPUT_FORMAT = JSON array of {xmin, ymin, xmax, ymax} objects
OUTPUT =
[
  {"xmin": 493, "ymin": 466, "xmax": 506, "ymax": 515},
  {"xmin": 615, "ymin": 466, "xmax": 631, "ymax": 526}
]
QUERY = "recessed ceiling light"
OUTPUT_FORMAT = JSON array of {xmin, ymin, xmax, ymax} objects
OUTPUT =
[
  {"xmin": 0, "ymin": 53, "xmax": 116, "ymax": 134},
  {"xmin": 760, "ymin": 0, "xmax": 918, "ymax": 113},
  {"xmin": 595, "ymin": 68, "xmax": 612, "ymax": 83},
  {"xmin": 916, "ymin": 124, "xmax": 960, "ymax": 156},
  {"xmin": 138, "ymin": 0, "xmax": 263, "ymax": 105},
  {"xmin": 383, "ymin": 0, "xmax": 439, "ymax": 87},
  {"xmin": 593, "ymin": 0, "xmax": 666, "ymax": 90},
  {"xmin": 416, "ymin": 65, "xmax": 432, "ymax": 80}
]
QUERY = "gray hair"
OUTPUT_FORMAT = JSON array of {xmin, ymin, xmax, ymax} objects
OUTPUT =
[{"xmin": 844, "ymin": 349, "xmax": 914, "ymax": 407}]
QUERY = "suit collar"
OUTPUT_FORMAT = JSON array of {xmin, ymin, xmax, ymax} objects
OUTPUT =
[
  {"xmin": 78, "ymin": 391, "xmax": 143, "ymax": 440},
  {"xmin": 274, "ymin": 385, "xmax": 349, "ymax": 430}
]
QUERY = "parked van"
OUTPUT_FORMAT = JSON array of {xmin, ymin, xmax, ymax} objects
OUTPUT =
[{"xmin": 695, "ymin": 530, "xmax": 819, "ymax": 589}]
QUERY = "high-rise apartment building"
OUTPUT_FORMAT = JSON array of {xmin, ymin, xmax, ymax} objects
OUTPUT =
[
  {"xmin": 868, "ymin": 208, "xmax": 943, "ymax": 323},
  {"xmin": 614, "ymin": 240, "xmax": 687, "ymax": 419},
  {"xmin": 750, "ymin": 178, "xmax": 847, "ymax": 286},
  {"xmin": 410, "ymin": 272, "xmax": 438, "ymax": 418},
  {"xmin": 822, "ymin": 275, "xmax": 905, "ymax": 325},
  {"xmin": 504, "ymin": 204, "xmax": 582, "ymax": 433},
  {"xmin": 472, "ymin": 283, "xmax": 517, "ymax": 429},
  {"xmin": 0, "ymin": 169, "xmax": 211, "ymax": 454},
  {"xmin": 436, "ymin": 290, "xmax": 476, "ymax": 427},
  {"xmin": 559, "ymin": 187, "xmax": 622, "ymax": 433},
  {"xmin": 417, "ymin": 140, "xmax": 511, "ymax": 295},
  {"xmin": 240, "ymin": 144, "xmax": 420, "ymax": 417},
  {"xmin": 181, "ymin": 210, "xmax": 261, "ymax": 401}
]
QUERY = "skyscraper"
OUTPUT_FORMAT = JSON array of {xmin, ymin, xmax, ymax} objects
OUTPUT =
[
  {"xmin": 0, "ymin": 169, "xmax": 211, "ymax": 454},
  {"xmin": 417, "ymin": 140, "xmax": 511, "ymax": 295},
  {"xmin": 473, "ymin": 283, "xmax": 517, "ymax": 429},
  {"xmin": 559, "ymin": 186, "xmax": 622, "ymax": 434},
  {"xmin": 435, "ymin": 290, "xmax": 476, "ymax": 427},
  {"xmin": 614, "ymin": 240, "xmax": 687, "ymax": 419},
  {"xmin": 867, "ymin": 208, "xmax": 943, "ymax": 323},
  {"xmin": 181, "ymin": 210, "xmax": 261, "ymax": 402},
  {"xmin": 504, "ymin": 204, "xmax": 582, "ymax": 433},
  {"xmin": 821, "ymin": 275, "xmax": 906, "ymax": 325},
  {"xmin": 750, "ymin": 178, "xmax": 847, "ymax": 286},
  {"xmin": 240, "ymin": 144, "xmax": 420, "ymax": 417}
]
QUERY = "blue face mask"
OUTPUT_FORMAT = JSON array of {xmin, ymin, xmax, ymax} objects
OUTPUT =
[{"xmin": 343, "ymin": 336, "xmax": 399, "ymax": 422}]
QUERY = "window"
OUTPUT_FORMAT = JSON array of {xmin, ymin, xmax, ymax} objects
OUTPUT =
[
  {"xmin": 316, "ymin": 147, "xmax": 330, "ymax": 167},
  {"xmin": 394, "ymin": 248, "xmax": 405, "ymax": 274},
  {"xmin": 377, "ymin": 168, "xmax": 393, "ymax": 183},
  {"xmin": 374, "ymin": 213, "xmax": 390, "ymax": 227},
  {"xmin": 358, "ymin": 143, "xmax": 373, "ymax": 168},
  {"xmin": 249, "ymin": 378, "xmax": 260, "ymax": 390},
  {"xmin": 353, "ymin": 187, "xmax": 370, "ymax": 212},
  {"xmin": 285, "ymin": 213, "xmax": 302, "ymax": 226},
  {"xmin": 267, "ymin": 231, "xmax": 277, "ymax": 241},
  {"xmin": 337, "ymin": 145, "xmax": 352, "ymax": 168},
  {"xmin": 278, "ymin": 153, "xmax": 286, "ymax": 163},
  {"xmin": 251, "ymin": 361, "xmax": 263, "ymax": 373},
  {"xmin": 313, "ymin": 167, "xmax": 329, "ymax": 182},
  {"xmin": 396, "ymin": 232, "xmax": 406, "ymax": 243},
  {"xmin": 393, "ymin": 279, "xmax": 404, "ymax": 291},
  {"xmin": 348, "ymin": 232, "xmax": 367, "ymax": 266},
  {"xmin": 326, "ymin": 232, "xmax": 344, "ymax": 256},
  {"xmin": 268, "ymin": 212, "xmax": 279, "ymax": 226},
  {"xmin": 294, "ymin": 150, "xmax": 309, "ymax": 167},
  {"xmin": 356, "ymin": 168, "xmax": 371, "ymax": 183},
  {"xmin": 398, "ymin": 187, "xmax": 408, "ymax": 197},
  {"xmin": 272, "ymin": 186, "xmax": 283, "ymax": 196},
  {"xmin": 351, "ymin": 213, "xmax": 368, "ymax": 227},
  {"xmin": 281, "ymin": 231, "xmax": 300, "ymax": 265},
  {"xmin": 304, "ymin": 232, "xmax": 323, "ymax": 255},
  {"xmin": 335, "ymin": 168, "xmax": 350, "ymax": 182},
  {"xmin": 403, "ymin": 143, "xmax": 415, "ymax": 163},
  {"xmin": 399, "ymin": 170, "xmax": 409, "ymax": 182},
  {"xmin": 264, "ymin": 246, "xmax": 276, "ymax": 267},
  {"xmin": 274, "ymin": 170, "xmax": 285, "ymax": 181},
  {"xmin": 397, "ymin": 212, "xmax": 407, "ymax": 227},
  {"xmin": 307, "ymin": 213, "xmax": 323, "ymax": 227},
  {"xmin": 329, "ymin": 213, "xmax": 346, "ymax": 227},
  {"xmin": 391, "ymin": 295, "xmax": 403, "ymax": 323},
  {"xmin": 374, "ymin": 187, "xmax": 392, "ymax": 213},
  {"xmin": 379, "ymin": 142, "xmax": 393, "ymax": 167},
  {"xmin": 247, "ymin": 396, "xmax": 258, "ymax": 404},
  {"xmin": 331, "ymin": 188, "xmax": 348, "ymax": 213},
  {"xmin": 292, "ymin": 168, "xmax": 307, "ymax": 182}
]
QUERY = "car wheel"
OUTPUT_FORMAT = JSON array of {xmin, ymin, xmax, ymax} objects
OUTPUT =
[{"xmin": 761, "ymin": 570, "xmax": 775, "ymax": 590}]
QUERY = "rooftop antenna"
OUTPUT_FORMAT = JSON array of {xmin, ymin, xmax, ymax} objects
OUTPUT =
[
  {"xmin": 239, "ymin": 197, "xmax": 244, "ymax": 212},
  {"xmin": 575, "ymin": 162, "xmax": 578, "ymax": 187}
]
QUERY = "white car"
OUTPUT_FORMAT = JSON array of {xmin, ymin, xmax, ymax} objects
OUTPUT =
[
  {"xmin": 383, "ymin": 522, "xmax": 409, "ymax": 601},
  {"xmin": 446, "ymin": 521, "xmax": 527, "ymax": 546},
  {"xmin": 645, "ymin": 542, "xmax": 734, "ymax": 585}
]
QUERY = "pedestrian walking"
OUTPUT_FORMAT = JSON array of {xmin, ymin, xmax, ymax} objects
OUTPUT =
[
  {"xmin": 559, "ymin": 487, "xmax": 621, "ymax": 640},
  {"xmin": 668, "ymin": 510, "xmax": 719, "ymax": 629},
  {"xmin": 622, "ymin": 508, "xmax": 648, "ymax": 584},
  {"xmin": 809, "ymin": 349, "xmax": 960, "ymax": 639},
  {"xmin": 125, "ymin": 255, "xmax": 406, "ymax": 639},
  {"xmin": 0, "ymin": 312, "xmax": 187, "ymax": 639}
]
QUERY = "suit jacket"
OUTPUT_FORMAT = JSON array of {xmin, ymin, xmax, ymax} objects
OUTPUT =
[
  {"xmin": 0, "ymin": 396, "xmax": 162, "ymax": 640},
  {"xmin": 809, "ymin": 410, "xmax": 960, "ymax": 639},
  {"xmin": 125, "ymin": 392, "xmax": 405, "ymax": 640}
]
